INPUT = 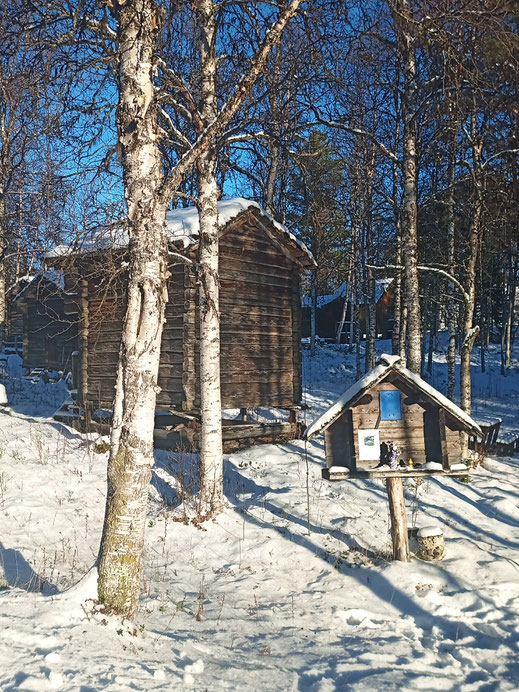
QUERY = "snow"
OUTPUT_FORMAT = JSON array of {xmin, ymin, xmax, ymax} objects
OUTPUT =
[
  {"xmin": 302, "ymin": 278, "xmax": 393, "ymax": 309},
  {"xmin": 0, "ymin": 340, "xmax": 519, "ymax": 690},
  {"xmin": 12, "ymin": 269, "xmax": 65, "ymax": 303},
  {"xmin": 424, "ymin": 461, "xmax": 444, "ymax": 470},
  {"xmin": 417, "ymin": 526, "xmax": 443, "ymax": 538},
  {"xmin": 45, "ymin": 198, "xmax": 315, "ymax": 266}
]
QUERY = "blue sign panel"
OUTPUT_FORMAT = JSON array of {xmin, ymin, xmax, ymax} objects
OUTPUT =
[{"xmin": 379, "ymin": 390, "xmax": 402, "ymax": 421}]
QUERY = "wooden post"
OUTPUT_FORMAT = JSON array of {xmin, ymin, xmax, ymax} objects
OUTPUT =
[{"xmin": 386, "ymin": 477, "xmax": 410, "ymax": 561}]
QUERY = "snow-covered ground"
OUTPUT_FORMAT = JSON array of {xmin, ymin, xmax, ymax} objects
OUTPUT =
[{"xmin": 1, "ymin": 339, "xmax": 519, "ymax": 691}]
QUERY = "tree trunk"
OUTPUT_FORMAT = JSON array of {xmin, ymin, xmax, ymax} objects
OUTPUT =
[
  {"xmin": 392, "ymin": 0, "xmax": 421, "ymax": 375},
  {"xmin": 336, "ymin": 272, "xmax": 352, "ymax": 344},
  {"xmin": 198, "ymin": 158, "xmax": 224, "ymax": 514},
  {"xmin": 97, "ymin": 0, "xmax": 168, "ymax": 619},
  {"xmin": 0, "ymin": 197, "xmax": 6, "ymax": 350},
  {"xmin": 196, "ymin": 0, "xmax": 224, "ymax": 516},
  {"xmin": 386, "ymin": 477, "xmax": 410, "ymax": 562},
  {"xmin": 310, "ymin": 268, "xmax": 317, "ymax": 357},
  {"xmin": 459, "ymin": 177, "xmax": 482, "ymax": 456},
  {"xmin": 446, "ymin": 142, "xmax": 457, "ymax": 400}
]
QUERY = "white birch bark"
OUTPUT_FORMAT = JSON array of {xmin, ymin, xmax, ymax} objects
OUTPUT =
[
  {"xmin": 97, "ymin": 0, "xmax": 169, "ymax": 618},
  {"xmin": 97, "ymin": 0, "xmax": 305, "ymax": 614},
  {"xmin": 446, "ymin": 136, "xmax": 458, "ymax": 400},
  {"xmin": 391, "ymin": 0, "xmax": 421, "ymax": 375},
  {"xmin": 197, "ymin": 0, "xmax": 224, "ymax": 516},
  {"xmin": 459, "ymin": 110, "xmax": 483, "ymax": 456}
]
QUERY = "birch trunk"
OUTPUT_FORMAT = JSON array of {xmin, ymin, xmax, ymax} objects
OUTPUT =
[
  {"xmin": 364, "ymin": 138, "xmax": 376, "ymax": 372},
  {"xmin": 197, "ymin": 0, "xmax": 223, "ymax": 515},
  {"xmin": 336, "ymin": 273, "xmax": 351, "ymax": 345},
  {"xmin": 391, "ymin": 0, "xmax": 421, "ymax": 375},
  {"xmin": 198, "ymin": 157, "xmax": 223, "ymax": 514},
  {"xmin": 446, "ymin": 137, "xmax": 457, "ymax": 400},
  {"xmin": 97, "ymin": 0, "xmax": 169, "ymax": 619},
  {"xmin": 459, "ymin": 135, "xmax": 483, "ymax": 456}
]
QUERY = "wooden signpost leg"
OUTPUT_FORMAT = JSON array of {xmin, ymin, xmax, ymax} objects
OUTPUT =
[{"xmin": 386, "ymin": 477, "xmax": 410, "ymax": 561}]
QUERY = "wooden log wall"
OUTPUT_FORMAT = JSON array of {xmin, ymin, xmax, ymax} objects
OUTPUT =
[
  {"xmin": 85, "ymin": 261, "xmax": 186, "ymax": 410},
  {"xmin": 23, "ymin": 295, "xmax": 78, "ymax": 373},
  {"xmin": 212, "ymin": 220, "xmax": 298, "ymax": 409},
  {"xmin": 350, "ymin": 380, "xmax": 463, "ymax": 467},
  {"xmin": 156, "ymin": 263, "xmax": 188, "ymax": 408},
  {"xmin": 80, "ymin": 216, "xmax": 304, "ymax": 413}
]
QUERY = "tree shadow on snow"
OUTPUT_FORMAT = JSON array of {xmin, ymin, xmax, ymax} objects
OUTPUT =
[
  {"xmin": 224, "ymin": 459, "xmax": 385, "ymax": 563},
  {"xmin": 0, "ymin": 541, "xmax": 57, "ymax": 594},
  {"xmin": 223, "ymin": 461, "xmax": 514, "ymax": 662},
  {"xmin": 150, "ymin": 449, "xmax": 201, "ymax": 510}
]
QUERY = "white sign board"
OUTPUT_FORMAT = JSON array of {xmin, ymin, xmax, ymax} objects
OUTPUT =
[{"xmin": 358, "ymin": 429, "xmax": 380, "ymax": 461}]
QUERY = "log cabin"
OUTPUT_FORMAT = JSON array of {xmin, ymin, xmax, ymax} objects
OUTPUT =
[
  {"xmin": 13, "ymin": 271, "xmax": 78, "ymax": 374},
  {"xmin": 6, "ymin": 275, "xmax": 34, "ymax": 354},
  {"xmin": 304, "ymin": 354, "xmax": 482, "ymax": 481},
  {"xmin": 47, "ymin": 199, "xmax": 315, "ymax": 446},
  {"xmin": 302, "ymin": 278, "xmax": 394, "ymax": 342}
]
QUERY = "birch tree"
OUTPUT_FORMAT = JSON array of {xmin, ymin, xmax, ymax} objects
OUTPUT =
[{"xmin": 94, "ymin": 0, "xmax": 304, "ymax": 617}]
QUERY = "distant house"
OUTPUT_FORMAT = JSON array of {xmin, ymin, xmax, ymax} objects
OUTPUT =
[
  {"xmin": 304, "ymin": 354, "xmax": 482, "ymax": 481},
  {"xmin": 13, "ymin": 271, "xmax": 78, "ymax": 374},
  {"xmin": 46, "ymin": 199, "xmax": 314, "ymax": 430},
  {"xmin": 301, "ymin": 278, "xmax": 394, "ymax": 342}
]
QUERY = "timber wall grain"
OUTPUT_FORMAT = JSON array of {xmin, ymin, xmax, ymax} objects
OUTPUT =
[
  {"xmin": 215, "ymin": 221, "xmax": 298, "ymax": 409},
  {"xmin": 23, "ymin": 296, "xmax": 77, "ymax": 372},
  {"xmin": 81, "ymin": 219, "xmax": 303, "ymax": 412}
]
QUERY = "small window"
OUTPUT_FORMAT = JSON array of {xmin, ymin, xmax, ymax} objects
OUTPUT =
[{"xmin": 379, "ymin": 390, "xmax": 402, "ymax": 421}]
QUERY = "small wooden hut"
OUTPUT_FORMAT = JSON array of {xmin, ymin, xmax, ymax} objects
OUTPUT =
[
  {"xmin": 304, "ymin": 354, "xmax": 482, "ymax": 480},
  {"xmin": 13, "ymin": 271, "xmax": 78, "ymax": 374},
  {"xmin": 47, "ymin": 199, "xmax": 314, "ymax": 447}
]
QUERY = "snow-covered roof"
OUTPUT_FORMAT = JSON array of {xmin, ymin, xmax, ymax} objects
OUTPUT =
[
  {"xmin": 302, "ymin": 278, "xmax": 393, "ymax": 309},
  {"xmin": 302, "ymin": 283, "xmax": 347, "ymax": 309},
  {"xmin": 12, "ymin": 270, "xmax": 65, "ymax": 303},
  {"xmin": 46, "ymin": 198, "xmax": 315, "ymax": 267},
  {"xmin": 304, "ymin": 353, "xmax": 482, "ymax": 440}
]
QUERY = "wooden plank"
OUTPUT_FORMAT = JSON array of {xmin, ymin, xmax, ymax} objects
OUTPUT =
[
  {"xmin": 325, "ymin": 415, "xmax": 355, "ymax": 471},
  {"xmin": 220, "ymin": 267, "xmax": 293, "ymax": 289},
  {"xmin": 221, "ymin": 422, "xmax": 293, "ymax": 441},
  {"xmin": 220, "ymin": 312, "xmax": 294, "ymax": 331},
  {"xmin": 323, "ymin": 467, "xmax": 470, "ymax": 481},
  {"xmin": 220, "ymin": 252, "xmax": 291, "ymax": 274},
  {"xmin": 223, "ymin": 304, "xmax": 292, "ymax": 320},
  {"xmin": 220, "ymin": 353, "xmax": 293, "ymax": 372},
  {"xmin": 220, "ymin": 371, "xmax": 294, "ymax": 388}
]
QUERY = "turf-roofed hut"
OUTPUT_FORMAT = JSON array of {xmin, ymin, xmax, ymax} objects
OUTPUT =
[
  {"xmin": 47, "ymin": 198, "xmax": 315, "ymax": 449},
  {"xmin": 13, "ymin": 271, "xmax": 78, "ymax": 375},
  {"xmin": 304, "ymin": 354, "xmax": 482, "ymax": 481}
]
